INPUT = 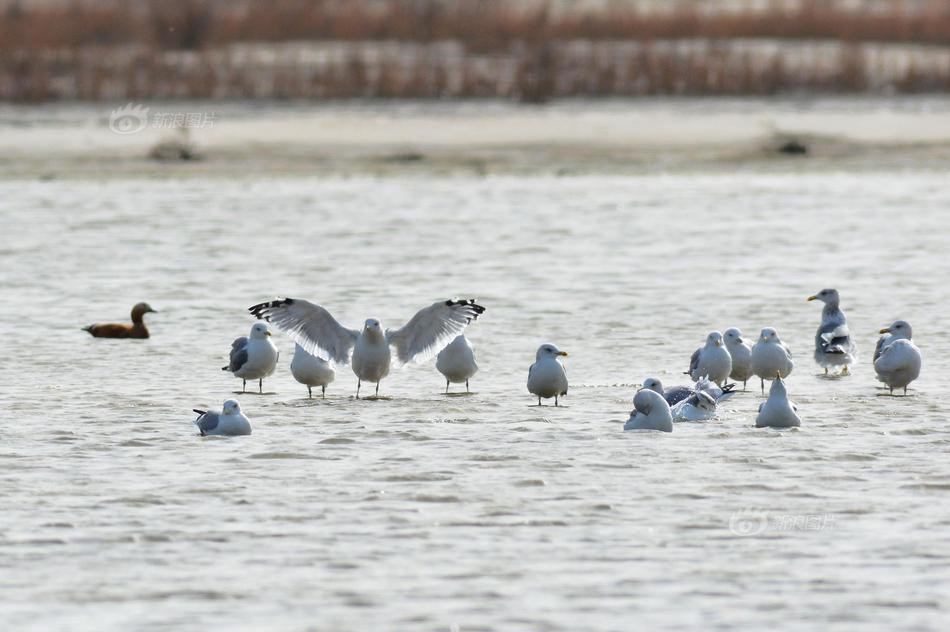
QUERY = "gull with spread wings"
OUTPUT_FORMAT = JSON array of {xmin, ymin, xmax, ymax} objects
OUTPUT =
[{"xmin": 249, "ymin": 297, "xmax": 485, "ymax": 398}]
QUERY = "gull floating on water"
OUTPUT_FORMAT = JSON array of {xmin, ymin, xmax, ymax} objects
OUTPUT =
[
  {"xmin": 643, "ymin": 377, "xmax": 733, "ymax": 407},
  {"xmin": 755, "ymin": 374, "xmax": 801, "ymax": 428},
  {"xmin": 527, "ymin": 344, "xmax": 568, "ymax": 406},
  {"xmin": 671, "ymin": 390, "xmax": 718, "ymax": 422},
  {"xmin": 83, "ymin": 302, "xmax": 156, "ymax": 339},
  {"xmin": 724, "ymin": 327, "xmax": 753, "ymax": 389},
  {"xmin": 193, "ymin": 399, "xmax": 252, "ymax": 436},
  {"xmin": 686, "ymin": 331, "xmax": 732, "ymax": 386},
  {"xmin": 751, "ymin": 327, "xmax": 794, "ymax": 394},
  {"xmin": 436, "ymin": 334, "xmax": 478, "ymax": 393},
  {"xmin": 291, "ymin": 343, "xmax": 335, "ymax": 398},
  {"xmin": 624, "ymin": 388, "xmax": 673, "ymax": 432},
  {"xmin": 808, "ymin": 289, "xmax": 857, "ymax": 374},
  {"xmin": 222, "ymin": 322, "xmax": 279, "ymax": 393},
  {"xmin": 249, "ymin": 298, "xmax": 485, "ymax": 398},
  {"xmin": 874, "ymin": 322, "xmax": 921, "ymax": 395}
]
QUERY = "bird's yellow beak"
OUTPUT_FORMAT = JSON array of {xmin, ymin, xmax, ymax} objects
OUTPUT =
[
  {"xmin": 558, "ymin": 351, "xmax": 569, "ymax": 357},
  {"xmin": 807, "ymin": 295, "xmax": 817, "ymax": 301},
  {"xmin": 879, "ymin": 327, "xmax": 890, "ymax": 334},
  {"xmin": 266, "ymin": 331, "xmax": 272, "ymax": 336}
]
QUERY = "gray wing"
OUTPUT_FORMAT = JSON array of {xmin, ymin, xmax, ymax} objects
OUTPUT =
[
  {"xmin": 873, "ymin": 335, "xmax": 888, "ymax": 362},
  {"xmin": 227, "ymin": 337, "xmax": 248, "ymax": 372},
  {"xmin": 781, "ymin": 342, "xmax": 793, "ymax": 358},
  {"xmin": 193, "ymin": 410, "xmax": 219, "ymax": 436},
  {"xmin": 386, "ymin": 299, "xmax": 485, "ymax": 364},
  {"xmin": 687, "ymin": 348, "xmax": 701, "ymax": 374},
  {"xmin": 249, "ymin": 298, "xmax": 358, "ymax": 364},
  {"xmin": 664, "ymin": 386, "xmax": 693, "ymax": 406}
]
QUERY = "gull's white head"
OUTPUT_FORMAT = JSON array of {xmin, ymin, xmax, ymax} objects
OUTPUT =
[
  {"xmin": 222, "ymin": 399, "xmax": 241, "ymax": 415},
  {"xmin": 642, "ymin": 377, "xmax": 663, "ymax": 395},
  {"xmin": 536, "ymin": 344, "xmax": 568, "ymax": 361},
  {"xmin": 249, "ymin": 322, "xmax": 272, "ymax": 339},
  {"xmin": 724, "ymin": 327, "xmax": 743, "ymax": 344},
  {"xmin": 759, "ymin": 327, "xmax": 780, "ymax": 343},
  {"xmin": 807, "ymin": 288, "xmax": 840, "ymax": 305},
  {"xmin": 881, "ymin": 320, "xmax": 912, "ymax": 339},
  {"xmin": 363, "ymin": 319, "xmax": 383, "ymax": 334},
  {"xmin": 706, "ymin": 331, "xmax": 724, "ymax": 347}
]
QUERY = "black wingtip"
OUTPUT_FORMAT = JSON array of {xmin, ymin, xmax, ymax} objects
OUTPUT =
[
  {"xmin": 193, "ymin": 409, "xmax": 206, "ymax": 416},
  {"xmin": 221, "ymin": 366, "xmax": 228, "ymax": 371},
  {"xmin": 446, "ymin": 298, "xmax": 486, "ymax": 321},
  {"xmin": 721, "ymin": 383, "xmax": 736, "ymax": 393},
  {"xmin": 248, "ymin": 297, "xmax": 294, "ymax": 321}
]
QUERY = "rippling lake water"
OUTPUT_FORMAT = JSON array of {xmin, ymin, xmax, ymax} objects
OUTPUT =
[{"xmin": 3, "ymin": 165, "xmax": 950, "ymax": 630}]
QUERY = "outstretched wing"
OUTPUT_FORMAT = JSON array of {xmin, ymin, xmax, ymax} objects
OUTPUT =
[
  {"xmin": 225, "ymin": 337, "xmax": 248, "ymax": 372},
  {"xmin": 249, "ymin": 298, "xmax": 358, "ymax": 364},
  {"xmin": 386, "ymin": 298, "xmax": 485, "ymax": 364}
]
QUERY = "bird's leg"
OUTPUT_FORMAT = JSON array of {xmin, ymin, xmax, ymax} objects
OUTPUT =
[
  {"xmin": 889, "ymin": 386, "xmax": 893, "ymax": 395},
  {"xmin": 445, "ymin": 380, "xmax": 450, "ymax": 395},
  {"xmin": 357, "ymin": 379, "xmax": 361, "ymax": 399},
  {"xmin": 466, "ymin": 379, "xmax": 470, "ymax": 393},
  {"xmin": 308, "ymin": 385, "xmax": 312, "ymax": 399},
  {"xmin": 904, "ymin": 386, "xmax": 908, "ymax": 396},
  {"xmin": 375, "ymin": 382, "xmax": 379, "ymax": 397},
  {"xmin": 841, "ymin": 365, "xmax": 850, "ymax": 376},
  {"xmin": 538, "ymin": 397, "xmax": 542, "ymax": 406},
  {"xmin": 242, "ymin": 379, "xmax": 247, "ymax": 393},
  {"xmin": 760, "ymin": 378, "xmax": 765, "ymax": 394},
  {"xmin": 555, "ymin": 395, "xmax": 559, "ymax": 407},
  {"xmin": 322, "ymin": 385, "xmax": 326, "ymax": 399},
  {"xmin": 742, "ymin": 380, "xmax": 747, "ymax": 391},
  {"xmin": 258, "ymin": 379, "xmax": 263, "ymax": 394}
]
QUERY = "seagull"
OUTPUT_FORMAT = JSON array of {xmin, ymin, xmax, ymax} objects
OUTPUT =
[
  {"xmin": 222, "ymin": 322, "xmax": 279, "ymax": 394},
  {"xmin": 290, "ymin": 343, "xmax": 335, "ymax": 398},
  {"xmin": 873, "ymin": 324, "xmax": 921, "ymax": 395},
  {"xmin": 527, "ymin": 344, "xmax": 568, "ymax": 406},
  {"xmin": 643, "ymin": 377, "xmax": 734, "ymax": 407},
  {"xmin": 874, "ymin": 320, "xmax": 913, "ymax": 362},
  {"xmin": 808, "ymin": 288, "xmax": 857, "ymax": 374},
  {"xmin": 436, "ymin": 334, "xmax": 478, "ymax": 393},
  {"xmin": 686, "ymin": 331, "xmax": 732, "ymax": 387},
  {"xmin": 249, "ymin": 298, "xmax": 485, "ymax": 398},
  {"xmin": 755, "ymin": 374, "xmax": 801, "ymax": 428},
  {"xmin": 624, "ymin": 388, "xmax": 673, "ymax": 432},
  {"xmin": 83, "ymin": 302, "xmax": 157, "ymax": 339},
  {"xmin": 724, "ymin": 327, "xmax": 753, "ymax": 389},
  {"xmin": 671, "ymin": 390, "xmax": 718, "ymax": 422},
  {"xmin": 750, "ymin": 327, "xmax": 794, "ymax": 394},
  {"xmin": 193, "ymin": 399, "xmax": 252, "ymax": 436}
]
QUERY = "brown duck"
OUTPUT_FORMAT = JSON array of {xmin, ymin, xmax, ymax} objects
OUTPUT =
[{"xmin": 83, "ymin": 302, "xmax": 157, "ymax": 339}]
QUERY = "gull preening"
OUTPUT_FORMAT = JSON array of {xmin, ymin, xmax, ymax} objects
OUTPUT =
[
  {"xmin": 755, "ymin": 374, "xmax": 801, "ymax": 428},
  {"xmin": 874, "ymin": 321, "xmax": 921, "ymax": 395},
  {"xmin": 624, "ymin": 388, "xmax": 673, "ymax": 432},
  {"xmin": 83, "ymin": 302, "xmax": 157, "ymax": 339},
  {"xmin": 527, "ymin": 344, "xmax": 568, "ymax": 406},
  {"xmin": 751, "ymin": 327, "xmax": 794, "ymax": 394},
  {"xmin": 686, "ymin": 331, "xmax": 732, "ymax": 386},
  {"xmin": 643, "ymin": 377, "xmax": 733, "ymax": 408},
  {"xmin": 671, "ymin": 390, "xmax": 717, "ymax": 422},
  {"xmin": 436, "ymin": 334, "xmax": 478, "ymax": 393},
  {"xmin": 193, "ymin": 399, "xmax": 252, "ymax": 436},
  {"xmin": 808, "ymin": 288, "xmax": 857, "ymax": 374},
  {"xmin": 291, "ymin": 343, "xmax": 335, "ymax": 398},
  {"xmin": 724, "ymin": 327, "xmax": 753, "ymax": 389},
  {"xmin": 222, "ymin": 322, "xmax": 279, "ymax": 393},
  {"xmin": 249, "ymin": 298, "xmax": 485, "ymax": 398}
]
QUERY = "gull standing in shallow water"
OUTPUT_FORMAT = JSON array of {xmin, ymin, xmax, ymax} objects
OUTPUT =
[
  {"xmin": 874, "ymin": 322, "xmax": 921, "ymax": 395},
  {"xmin": 436, "ymin": 334, "xmax": 478, "ymax": 393},
  {"xmin": 249, "ymin": 298, "xmax": 485, "ymax": 398},
  {"xmin": 751, "ymin": 327, "xmax": 794, "ymax": 394},
  {"xmin": 193, "ymin": 399, "xmax": 252, "ymax": 436},
  {"xmin": 624, "ymin": 388, "xmax": 673, "ymax": 432},
  {"xmin": 687, "ymin": 331, "xmax": 732, "ymax": 387},
  {"xmin": 724, "ymin": 327, "xmax": 753, "ymax": 389},
  {"xmin": 291, "ymin": 343, "xmax": 335, "ymax": 398},
  {"xmin": 808, "ymin": 288, "xmax": 857, "ymax": 374},
  {"xmin": 755, "ymin": 374, "xmax": 801, "ymax": 428},
  {"xmin": 527, "ymin": 344, "xmax": 568, "ymax": 406},
  {"xmin": 222, "ymin": 322, "xmax": 279, "ymax": 393},
  {"xmin": 83, "ymin": 302, "xmax": 157, "ymax": 339}
]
